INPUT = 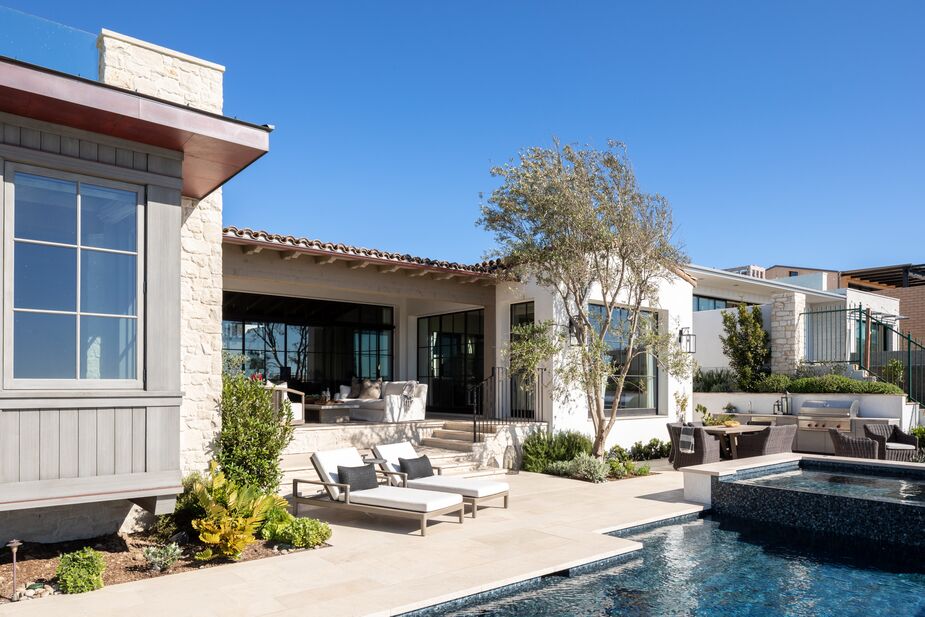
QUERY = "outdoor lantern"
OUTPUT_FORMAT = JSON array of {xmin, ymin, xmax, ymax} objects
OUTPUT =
[
  {"xmin": 678, "ymin": 327, "xmax": 696, "ymax": 354},
  {"xmin": 7, "ymin": 539, "xmax": 22, "ymax": 601}
]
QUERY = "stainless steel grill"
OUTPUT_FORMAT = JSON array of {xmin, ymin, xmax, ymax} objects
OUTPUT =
[{"xmin": 796, "ymin": 399, "xmax": 861, "ymax": 453}]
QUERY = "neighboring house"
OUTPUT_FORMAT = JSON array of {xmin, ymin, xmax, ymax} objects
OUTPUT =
[
  {"xmin": 687, "ymin": 265, "xmax": 901, "ymax": 374},
  {"xmin": 840, "ymin": 263, "xmax": 925, "ymax": 345},
  {"xmin": 0, "ymin": 27, "xmax": 270, "ymax": 541},
  {"xmin": 765, "ymin": 264, "xmax": 841, "ymax": 290}
]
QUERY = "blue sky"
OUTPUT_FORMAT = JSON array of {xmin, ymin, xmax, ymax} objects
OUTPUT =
[{"xmin": 3, "ymin": 2, "xmax": 923, "ymax": 270}]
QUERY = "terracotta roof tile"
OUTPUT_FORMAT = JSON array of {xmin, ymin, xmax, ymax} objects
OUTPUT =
[{"xmin": 222, "ymin": 226, "xmax": 503, "ymax": 275}]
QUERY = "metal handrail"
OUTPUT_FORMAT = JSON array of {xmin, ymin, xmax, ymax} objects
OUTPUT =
[{"xmin": 467, "ymin": 366, "xmax": 546, "ymax": 442}]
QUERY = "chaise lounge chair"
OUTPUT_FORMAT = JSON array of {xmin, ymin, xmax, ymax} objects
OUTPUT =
[
  {"xmin": 373, "ymin": 442, "xmax": 510, "ymax": 518},
  {"xmin": 292, "ymin": 447, "xmax": 465, "ymax": 536}
]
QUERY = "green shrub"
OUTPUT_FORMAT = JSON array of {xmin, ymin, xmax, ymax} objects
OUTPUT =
[
  {"xmin": 910, "ymin": 426, "xmax": 925, "ymax": 449},
  {"xmin": 635, "ymin": 463, "xmax": 651, "ymax": 476},
  {"xmin": 607, "ymin": 459, "xmax": 651, "ymax": 479},
  {"xmin": 882, "ymin": 359, "xmax": 905, "ymax": 387},
  {"xmin": 278, "ymin": 518, "xmax": 332, "ymax": 548},
  {"xmin": 754, "ymin": 373, "xmax": 792, "ymax": 393},
  {"xmin": 260, "ymin": 505, "xmax": 295, "ymax": 541},
  {"xmin": 629, "ymin": 438, "xmax": 671, "ymax": 461},
  {"xmin": 693, "ymin": 368, "xmax": 737, "ymax": 393},
  {"xmin": 786, "ymin": 375, "xmax": 903, "ymax": 395},
  {"xmin": 217, "ymin": 373, "xmax": 295, "ymax": 494},
  {"xmin": 190, "ymin": 462, "xmax": 281, "ymax": 561},
  {"xmin": 544, "ymin": 460, "xmax": 573, "ymax": 476},
  {"xmin": 568, "ymin": 453, "xmax": 608, "ymax": 483},
  {"xmin": 606, "ymin": 444, "xmax": 631, "ymax": 462},
  {"xmin": 55, "ymin": 547, "xmax": 105, "ymax": 594},
  {"xmin": 608, "ymin": 458, "xmax": 629, "ymax": 479},
  {"xmin": 720, "ymin": 304, "xmax": 771, "ymax": 392},
  {"xmin": 521, "ymin": 431, "xmax": 593, "ymax": 472},
  {"xmin": 142, "ymin": 543, "xmax": 183, "ymax": 572}
]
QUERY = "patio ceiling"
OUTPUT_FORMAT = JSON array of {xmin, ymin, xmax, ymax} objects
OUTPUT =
[{"xmin": 0, "ymin": 56, "xmax": 271, "ymax": 199}]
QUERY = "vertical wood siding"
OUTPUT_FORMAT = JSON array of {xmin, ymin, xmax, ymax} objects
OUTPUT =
[{"xmin": 0, "ymin": 406, "xmax": 179, "ymax": 482}]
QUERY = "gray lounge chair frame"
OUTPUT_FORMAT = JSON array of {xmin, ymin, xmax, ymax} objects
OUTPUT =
[{"xmin": 291, "ymin": 465, "xmax": 465, "ymax": 537}]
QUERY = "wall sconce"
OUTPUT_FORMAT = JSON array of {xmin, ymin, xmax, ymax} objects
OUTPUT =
[
  {"xmin": 678, "ymin": 327, "xmax": 696, "ymax": 354},
  {"xmin": 567, "ymin": 318, "xmax": 580, "ymax": 347}
]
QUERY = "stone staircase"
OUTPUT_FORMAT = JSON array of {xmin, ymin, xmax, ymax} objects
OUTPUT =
[{"xmin": 420, "ymin": 420, "xmax": 500, "ymax": 453}]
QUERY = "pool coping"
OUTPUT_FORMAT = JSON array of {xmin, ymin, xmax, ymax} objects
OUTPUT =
[{"xmin": 393, "ymin": 510, "xmax": 705, "ymax": 617}]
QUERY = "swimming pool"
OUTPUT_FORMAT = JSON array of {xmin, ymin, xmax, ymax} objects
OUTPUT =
[{"xmin": 410, "ymin": 515, "xmax": 925, "ymax": 616}]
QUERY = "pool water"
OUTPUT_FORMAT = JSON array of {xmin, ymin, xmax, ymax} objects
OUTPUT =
[
  {"xmin": 426, "ymin": 516, "xmax": 925, "ymax": 617},
  {"xmin": 735, "ymin": 468, "xmax": 925, "ymax": 505}
]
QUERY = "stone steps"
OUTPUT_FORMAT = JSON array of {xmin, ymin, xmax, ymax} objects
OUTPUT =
[
  {"xmin": 420, "ymin": 436, "xmax": 475, "ymax": 452},
  {"xmin": 432, "ymin": 428, "xmax": 477, "ymax": 442}
]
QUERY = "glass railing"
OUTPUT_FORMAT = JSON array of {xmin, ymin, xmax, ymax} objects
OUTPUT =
[{"xmin": 0, "ymin": 5, "xmax": 98, "ymax": 79}]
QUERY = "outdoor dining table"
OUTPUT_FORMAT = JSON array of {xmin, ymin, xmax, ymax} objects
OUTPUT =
[{"xmin": 702, "ymin": 425, "xmax": 767, "ymax": 459}]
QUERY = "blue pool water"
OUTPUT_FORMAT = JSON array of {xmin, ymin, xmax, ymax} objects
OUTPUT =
[
  {"xmin": 735, "ymin": 468, "xmax": 925, "ymax": 505},
  {"xmin": 424, "ymin": 516, "xmax": 925, "ymax": 617}
]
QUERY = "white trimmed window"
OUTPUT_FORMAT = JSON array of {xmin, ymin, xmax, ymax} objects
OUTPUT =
[{"xmin": 4, "ymin": 164, "xmax": 144, "ymax": 388}]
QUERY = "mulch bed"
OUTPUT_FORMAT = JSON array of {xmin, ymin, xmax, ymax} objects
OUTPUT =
[{"xmin": 0, "ymin": 532, "xmax": 323, "ymax": 603}]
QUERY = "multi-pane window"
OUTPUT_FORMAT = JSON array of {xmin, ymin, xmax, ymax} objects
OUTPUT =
[
  {"xmin": 9, "ymin": 169, "xmax": 141, "ymax": 383},
  {"xmin": 417, "ymin": 309, "xmax": 484, "ymax": 412},
  {"xmin": 588, "ymin": 304, "xmax": 658, "ymax": 415},
  {"xmin": 509, "ymin": 302, "xmax": 536, "ymax": 417}
]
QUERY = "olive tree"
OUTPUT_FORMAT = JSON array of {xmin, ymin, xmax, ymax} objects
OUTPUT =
[{"xmin": 480, "ymin": 140, "xmax": 693, "ymax": 457}]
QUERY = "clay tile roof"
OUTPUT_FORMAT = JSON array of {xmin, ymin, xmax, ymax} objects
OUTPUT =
[{"xmin": 222, "ymin": 226, "xmax": 504, "ymax": 275}]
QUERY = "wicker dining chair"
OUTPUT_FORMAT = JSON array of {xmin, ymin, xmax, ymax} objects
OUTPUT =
[
  {"xmin": 666, "ymin": 423, "xmax": 722, "ymax": 470},
  {"xmin": 829, "ymin": 429, "xmax": 879, "ymax": 459},
  {"xmin": 735, "ymin": 424, "xmax": 797, "ymax": 459},
  {"xmin": 863, "ymin": 424, "xmax": 918, "ymax": 462}
]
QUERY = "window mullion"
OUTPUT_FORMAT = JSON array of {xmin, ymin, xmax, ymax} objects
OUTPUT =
[{"xmin": 75, "ymin": 182, "xmax": 81, "ymax": 380}]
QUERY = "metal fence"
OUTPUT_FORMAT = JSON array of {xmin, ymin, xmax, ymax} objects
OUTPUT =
[
  {"xmin": 467, "ymin": 367, "xmax": 547, "ymax": 441},
  {"xmin": 802, "ymin": 306, "xmax": 924, "ymax": 407}
]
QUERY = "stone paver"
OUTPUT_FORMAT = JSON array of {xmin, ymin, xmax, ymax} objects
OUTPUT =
[{"xmin": 1, "ymin": 470, "xmax": 702, "ymax": 617}]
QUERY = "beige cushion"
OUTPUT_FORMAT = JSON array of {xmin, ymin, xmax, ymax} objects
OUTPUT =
[
  {"xmin": 347, "ymin": 485, "xmax": 461, "ymax": 512},
  {"xmin": 407, "ymin": 476, "xmax": 510, "ymax": 499},
  {"xmin": 357, "ymin": 378, "xmax": 382, "ymax": 399},
  {"xmin": 885, "ymin": 443, "xmax": 915, "ymax": 451}
]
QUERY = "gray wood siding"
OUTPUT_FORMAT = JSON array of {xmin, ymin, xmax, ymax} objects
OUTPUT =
[
  {"xmin": 0, "ymin": 406, "xmax": 179, "ymax": 483},
  {"xmin": 145, "ymin": 186, "xmax": 182, "ymax": 392},
  {"xmin": 0, "ymin": 113, "xmax": 182, "ymax": 179}
]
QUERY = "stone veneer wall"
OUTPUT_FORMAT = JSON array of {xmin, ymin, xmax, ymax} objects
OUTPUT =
[
  {"xmin": 770, "ymin": 291, "xmax": 807, "ymax": 375},
  {"xmin": 99, "ymin": 30, "xmax": 225, "ymax": 473}
]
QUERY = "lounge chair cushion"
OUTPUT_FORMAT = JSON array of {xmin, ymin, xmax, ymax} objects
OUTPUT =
[
  {"xmin": 407, "ymin": 476, "xmax": 510, "ymax": 499},
  {"xmin": 373, "ymin": 441, "xmax": 421, "ymax": 482},
  {"xmin": 885, "ymin": 442, "xmax": 915, "ymax": 451},
  {"xmin": 399, "ymin": 455, "xmax": 434, "ymax": 480},
  {"xmin": 338, "ymin": 464, "xmax": 378, "ymax": 492},
  {"xmin": 311, "ymin": 447, "xmax": 367, "ymax": 500},
  {"xmin": 347, "ymin": 485, "xmax": 462, "ymax": 512}
]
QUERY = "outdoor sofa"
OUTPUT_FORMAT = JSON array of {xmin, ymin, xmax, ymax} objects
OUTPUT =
[
  {"xmin": 292, "ymin": 447, "xmax": 465, "ymax": 536},
  {"xmin": 338, "ymin": 380, "xmax": 428, "ymax": 422},
  {"xmin": 373, "ymin": 441, "xmax": 510, "ymax": 518}
]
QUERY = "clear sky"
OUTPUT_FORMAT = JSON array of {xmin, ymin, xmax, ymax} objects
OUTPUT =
[{"xmin": 3, "ymin": 1, "xmax": 923, "ymax": 270}]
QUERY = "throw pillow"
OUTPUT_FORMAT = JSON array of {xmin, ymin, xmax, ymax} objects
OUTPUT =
[
  {"xmin": 357, "ymin": 378, "xmax": 382, "ymax": 399},
  {"xmin": 399, "ymin": 455, "xmax": 434, "ymax": 480},
  {"xmin": 348, "ymin": 377, "xmax": 362, "ymax": 399},
  {"xmin": 337, "ymin": 464, "xmax": 378, "ymax": 492}
]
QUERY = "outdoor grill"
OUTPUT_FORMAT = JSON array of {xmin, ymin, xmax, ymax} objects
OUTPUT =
[{"xmin": 794, "ymin": 399, "xmax": 898, "ymax": 454}]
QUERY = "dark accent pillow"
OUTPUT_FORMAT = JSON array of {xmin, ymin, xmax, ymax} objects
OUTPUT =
[
  {"xmin": 399, "ymin": 455, "xmax": 434, "ymax": 480},
  {"xmin": 337, "ymin": 464, "xmax": 378, "ymax": 492},
  {"xmin": 348, "ymin": 377, "xmax": 361, "ymax": 399}
]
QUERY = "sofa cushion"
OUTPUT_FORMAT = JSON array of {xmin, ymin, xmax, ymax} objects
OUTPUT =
[
  {"xmin": 885, "ymin": 442, "xmax": 915, "ymax": 451},
  {"xmin": 347, "ymin": 485, "xmax": 461, "ymax": 512},
  {"xmin": 399, "ymin": 455, "xmax": 434, "ymax": 480},
  {"xmin": 339, "ymin": 385, "xmax": 352, "ymax": 399},
  {"xmin": 407, "ymin": 476, "xmax": 510, "ymax": 498},
  {"xmin": 337, "ymin": 464, "xmax": 378, "ymax": 492},
  {"xmin": 357, "ymin": 378, "xmax": 382, "ymax": 399},
  {"xmin": 348, "ymin": 377, "xmax": 362, "ymax": 399}
]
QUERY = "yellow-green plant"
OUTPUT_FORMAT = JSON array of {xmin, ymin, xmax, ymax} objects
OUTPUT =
[{"xmin": 190, "ymin": 462, "xmax": 278, "ymax": 561}]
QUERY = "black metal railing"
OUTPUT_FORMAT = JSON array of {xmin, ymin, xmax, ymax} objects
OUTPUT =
[{"xmin": 467, "ymin": 366, "xmax": 547, "ymax": 441}]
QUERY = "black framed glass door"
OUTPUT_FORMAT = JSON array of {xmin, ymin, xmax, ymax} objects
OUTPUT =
[{"xmin": 417, "ymin": 309, "xmax": 483, "ymax": 412}]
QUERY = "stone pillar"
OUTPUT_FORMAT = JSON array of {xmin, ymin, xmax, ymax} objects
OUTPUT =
[
  {"xmin": 99, "ymin": 30, "xmax": 225, "ymax": 473},
  {"xmin": 770, "ymin": 291, "xmax": 806, "ymax": 375}
]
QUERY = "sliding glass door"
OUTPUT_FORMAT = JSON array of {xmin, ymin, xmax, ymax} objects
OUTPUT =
[{"xmin": 417, "ymin": 309, "xmax": 484, "ymax": 412}]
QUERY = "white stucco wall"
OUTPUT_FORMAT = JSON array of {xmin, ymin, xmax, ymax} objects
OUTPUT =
[{"xmin": 494, "ymin": 272, "xmax": 694, "ymax": 450}]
